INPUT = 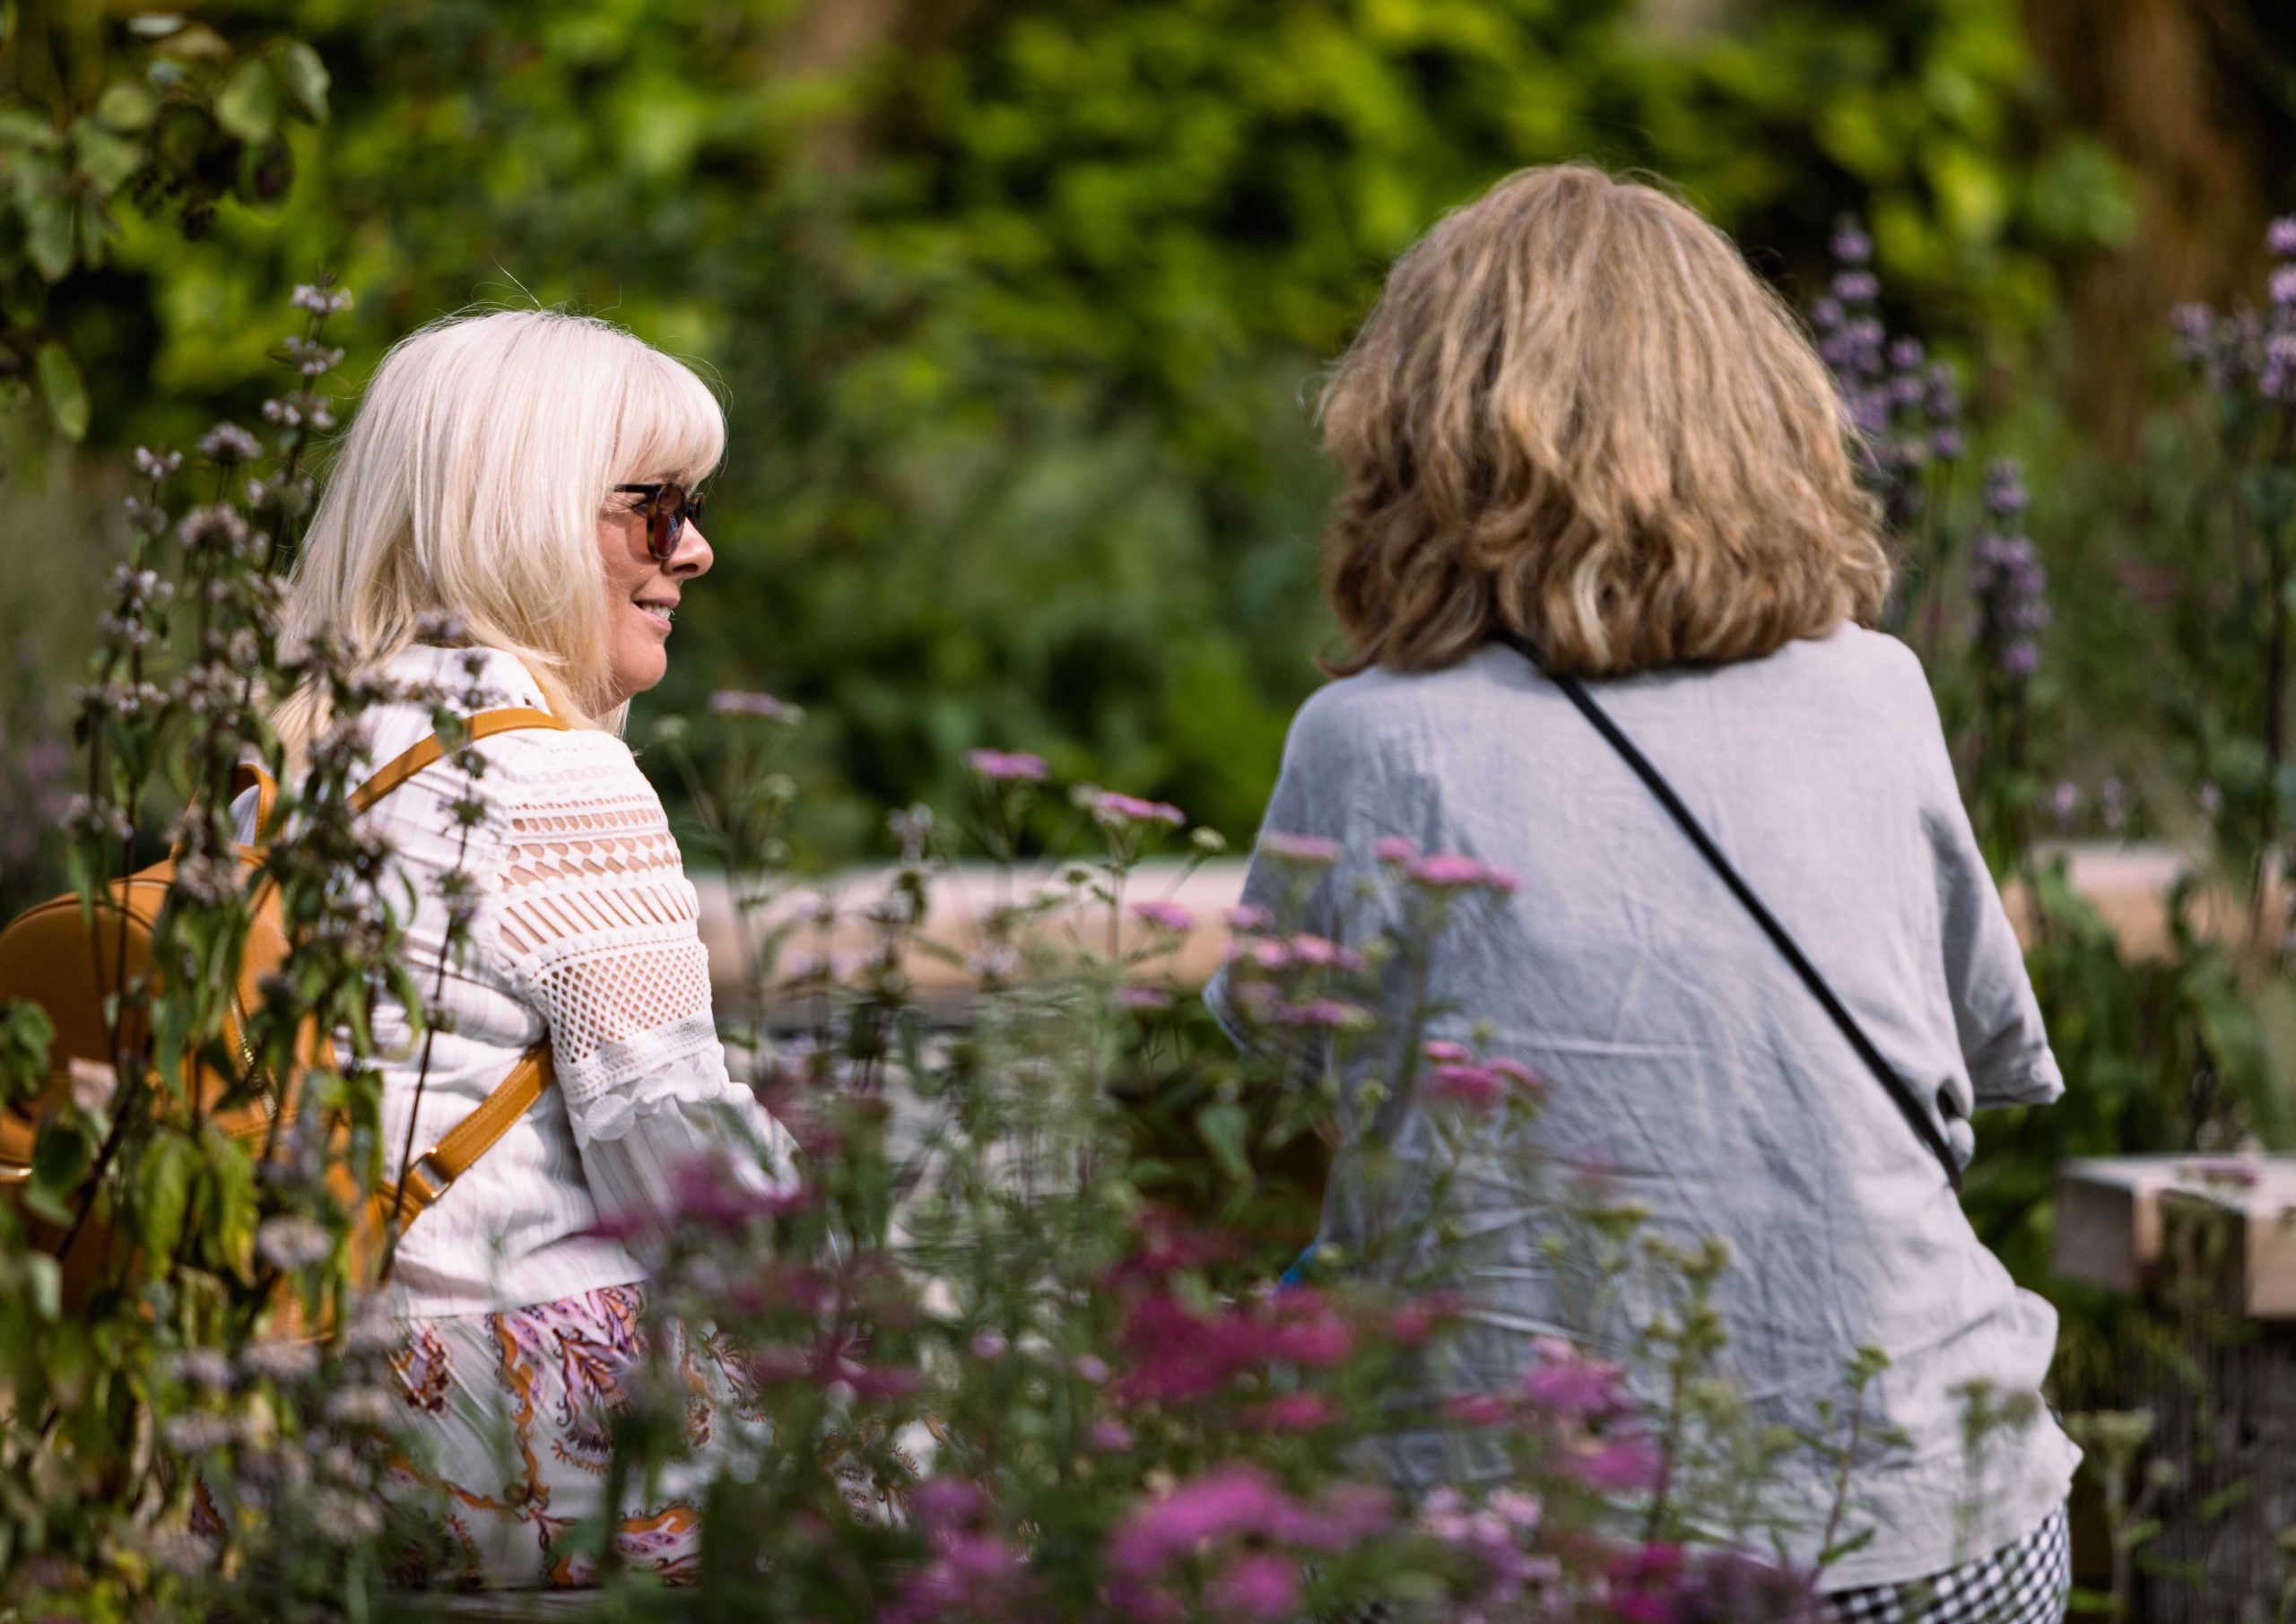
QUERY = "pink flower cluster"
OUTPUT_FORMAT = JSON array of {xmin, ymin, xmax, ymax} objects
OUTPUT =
[
  {"xmin": 1603, "ymin": 1542, "xmax": 1818, "ymax": 1624},
  {"xmin": 1407, "ymin": 853, "xmax": 1520, "ymax": 894},
  {"xmin": 1420, "ymin": 1042, "xmax": 1546, "ymax": 1116},
  {"xmin": 967, "ymin": 747, "xmax": 1049, "ymax": 783},
  {"xmin": 1417, "ymin": 1486, "xmax": 1559, "ymax": 1615},
  {"xmin": 1258, "ymin": 831, "xmax": 1340, "ymax": 864},
  {"xmin": 1105, "ymin": 1465, "xmax": 1393, "ymax": 1621},
  {"xmin": 1093, "ymin": 790, "xmax": 1187, "ymax": 829},
  {"xmin": 1226, "ymin": 933, "xmax": 1366, "ymax": 975},
  {"xmin": 1434, "ymin": 1337, "xmax": 1657, "ymax": 1492},
  {"xmin": 1115, "ymin": 1289, "xmax": 1353, "ymax": 1403},
  {"xmin": 709, "ymin": 689, "xmax": 803, "ymax": 724},
  {"xmin": 881, "ymin": 1479, "xmax": 1039, "ymax": 1624},
  {"xmin": 1129, "ymin": 899, "xmax": 1196, "ymax": 934},
  {"xmin": 594, "ymin": 1152, "xmax": 814, "ymax": 1242}
]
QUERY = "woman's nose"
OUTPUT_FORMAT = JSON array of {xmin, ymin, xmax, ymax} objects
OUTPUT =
[{"xmin": 669, "ymin": 521, "xmax": 713, "ymax": 578}]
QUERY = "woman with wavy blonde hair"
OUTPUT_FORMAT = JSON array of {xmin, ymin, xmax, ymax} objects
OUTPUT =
[
  {"xmin": 1213, "ymin": 166, "xmax": 2076, "ymax": 1620},
  {"xmin": 248, "ymin": 308, "xmax": 794, "ymax": 1586}
]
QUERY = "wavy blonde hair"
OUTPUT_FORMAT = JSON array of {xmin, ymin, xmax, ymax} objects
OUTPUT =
[
  {"xmin": 1318, "ymin": 163, "xmax": 1889, "ymax": 678},
  {"xmin": 272, "ymin": 308, "xmax": 724, "ymax": 759}
]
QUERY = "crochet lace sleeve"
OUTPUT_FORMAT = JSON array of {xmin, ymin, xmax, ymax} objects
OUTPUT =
[{"xmin": 492, "ymin": 733, "xmax": 796, "ymax": 1240}]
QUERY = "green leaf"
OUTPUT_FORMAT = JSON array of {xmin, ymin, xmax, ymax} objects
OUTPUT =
[
  {"xmin": 136, "ymin": 1133, "xmax": 196, "ymax": 1272},
  {"xmin": 1193, "ymin": 1099, "xmax": 1251, "ymax": 1184},
  {"xmin": 34, "ymin": 343, "xmax": 88, "ymax": 441},
  {"xmin": 0, "ymin": 108, "xmax": 59, "ymax": 150},
  {"xmin": 0, "ymin": 1002, "xmax": 54, "ymax": 1104},
  {"xmin": 22, "ymin": 1255, "xmax": 58, "ymax": 1324},
  {"xmin": 94, "ymin": 81, "xmax": 159, "ymax": 133},
  {"xmin": 278, "ymin": 42, "xmax": 330, "ymax": 123},
  {"xmin": 202, "ymin": 1123, "xmax": 257, "ymax": 1280},
  {"xmin": 22, "ymin": 194, "xmax": 73, "ymax": 282},
  {"xmin": 28, "ymin": 1117, "xmax": 92, "ymax": 1222},
  {"xmin": 72, "ymin": 120, "xmax": 144, "ymax": 195},
  {"xmin": 213, "ymin": 61, "xmax": 279, "ymax": 143}
]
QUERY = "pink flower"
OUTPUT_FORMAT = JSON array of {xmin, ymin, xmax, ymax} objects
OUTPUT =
[
  {"xmin": 1286, "ymin": 934, "xmax": 1366, "ymax": 971},
  {"xmin": 1242, "ymin": 1393, "xmax": 1336, "ymax": 1431},
  {"xmin": 1563, "ymin": 1436, "xmax": 1663, "ymax": 1493},
  {"xmin": 1225, "ymin": 904, "xmax": 1274, "ymax": 931},
  {"xmin": 1489, "ymin": 1057, "xmax": 1546, "ymax": 1098},
  {"xmin": 1074, "ymin": 1353, "xmax": 1111, "ymax": 1385},
  {"xmin": 1118, "ymin": 986, "xmax": 1175, "ymax": 1012},
  {"xmin": 665, "ymin": 1153, "xmax": 814, "ymax": 1229},
  {"xmin": 1246, "ymin": 939, "xmax": 1292, "ymax": 972},
  {"xmin": 1106, "ymin": 1465, "xmax": 1292, "ymax": 1577},
  {"xmin": 1260, "ymin": 831, "xmax": 1341, "ymax": 865},
  {"xmin": 1520, "ymin": 1343, "xmax": 1627, "ymax": 1419},
  {"xmin": 970, "ymin": 1331, "xmax": 1008, "ymax": 1359},
  {"xmin": 1270, "ymin": 998, "xmax": 1371, "ymax": 1030},
  {"xmin": 1209, "ymin": 1550, "xmax": 1300, "ymax": 1620},
  {"xmin": 1131, "ymin": 899, "xmax": 1196, "ymax": 934},
  {"xmin": 1373, "ymin": 835, "xmax": 1420, "ymax": 864},
  {"xmin": 1422, "ymin": 1039, "xmax": 1474, "ymax": 1064},
  {"xmin": 1425, "ymin": 1063, "xmax": 1506, "ymax": 1114},
  {"xmin": 709, "ymin": 690, "xmax": 803, "ymax": 724},
  {"xmin": 1408, "ymin": 853, "xmax": 1518, "ymax": 893},
  {"xmin": 968, "ymin": 747, "xmax": 1048, "ymax": 782},
  {"xmin": 1089, "ymin": 1419, "xmax": 1135, "ymax": 1453},
  {"xmin": 837, "ymin": 1363, "xmax": 922, "ymax": 1403},
  {"xmin": 911, "ymin": 1476, "xmax": 987, "ymax": 1531},
  {"xmin": 1094, "ymin": 791, "xmax": 1187, "ymax": 829},
  {"xmin": 1442, "ymin": 1393, "xmax": 1513, "ymax": 1428},
  {"xmin": 1114, "ymin": 1290, "xmax": 1350, "ymax": 1402},
  {"xmin": 1488, "ymin": 1489, "xmax": 1543, "ymax": 1531},
  {"xmin": 1387, "ymin": 1296, "xmax": 1457, "ymax": 1346}
]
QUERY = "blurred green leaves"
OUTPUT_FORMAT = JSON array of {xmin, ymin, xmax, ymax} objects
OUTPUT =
[
  {"xmin": 0, "ymin": 7, "xmax": 331, "ymax": 439},
  {"xmin": 12, "ymin": 0, "xmax": 2133, "ymax": 849}
]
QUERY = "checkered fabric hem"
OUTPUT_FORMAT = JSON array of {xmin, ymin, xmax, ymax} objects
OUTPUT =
[{"xmin": 1821, "ymin": 1502, "xmax": 2072, "ymax": 1624}]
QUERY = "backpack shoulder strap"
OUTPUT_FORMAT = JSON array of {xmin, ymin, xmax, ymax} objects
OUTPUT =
[
  {"xmin": 229, "ymin": 707, "xmax": 570, "ymax": 847},
  {"xmin": 373, "ymin": 1045, "xmax": 555, "ymax": 1229},
  {"xmin": 230, "ymin": 761, "xmax": 280, "ymax": 842},
  {"xmin": 350, "ymin": 706, "xmax": 570, "ymax": 814}
]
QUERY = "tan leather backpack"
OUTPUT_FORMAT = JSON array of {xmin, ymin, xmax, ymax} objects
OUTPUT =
[{"xmin": 0, "ymin": 708, "xmax": 564, "ymax": 1311}]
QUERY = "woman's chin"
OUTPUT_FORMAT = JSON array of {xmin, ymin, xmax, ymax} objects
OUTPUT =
[{"xmin": 606, "ymin": 648, "xmax": 669, "ymax": 702}]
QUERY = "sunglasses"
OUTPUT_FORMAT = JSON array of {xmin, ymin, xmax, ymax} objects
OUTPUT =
[{"xmin": 613, "ymin": 482, "xmax": 708, "ymax": 561}]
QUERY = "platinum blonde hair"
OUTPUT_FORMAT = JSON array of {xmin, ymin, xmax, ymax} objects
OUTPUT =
[
  {"xmin": 272, "ymin": 308, "xmax": 725, "ymax": 758},
  {"xmin": 1319, "ymin": 163, "xmax": 1890, "ymax": 679}
]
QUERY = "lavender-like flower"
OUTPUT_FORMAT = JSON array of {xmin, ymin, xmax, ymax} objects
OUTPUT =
[
  {"xmin": 1969, "ymin": 457, "xmax": 2048, "ymax": 684},
  {"xmin": 1808, "ymin": 216, "xmax": 1964, "ymax": 528}
]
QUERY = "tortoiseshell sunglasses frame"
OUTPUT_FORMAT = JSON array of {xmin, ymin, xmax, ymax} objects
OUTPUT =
[{"xmin": 613, "ymin": 482, "xmax": 707, "ymax": 561}]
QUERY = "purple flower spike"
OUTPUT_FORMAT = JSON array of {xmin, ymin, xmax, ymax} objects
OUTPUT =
[
  {"xmin": 2269, "ymin": 216, "xmax": 2296, "ymax": 258},
  {"xmin": 1831, "ymin": 269, "xmax": 1880, "ymax": 305}
]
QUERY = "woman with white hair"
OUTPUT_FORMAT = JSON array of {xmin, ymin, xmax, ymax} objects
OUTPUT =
[{"xmin": 254, "ymin": 308, "xmax": 792, "ymax": 1586}]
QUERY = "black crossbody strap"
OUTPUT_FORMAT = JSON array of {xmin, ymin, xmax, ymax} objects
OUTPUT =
[{"xmin": 1492, "ymin": 630, "xmax": 1963, "ymax": 1194}]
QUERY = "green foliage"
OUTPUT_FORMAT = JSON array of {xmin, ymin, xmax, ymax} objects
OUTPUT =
[
  {"xmin": 17, "ymin": 0, "xmax": 2129, "ymax": 851},
  {"xmin": 0, "ymin": 6, "xmax": 329, "ymax": 441}
]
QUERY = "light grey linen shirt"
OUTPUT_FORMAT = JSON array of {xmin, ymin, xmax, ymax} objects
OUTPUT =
[{"xmin": 1207, "ymin": 624, "xmax": 2078, "ymax": 1590}]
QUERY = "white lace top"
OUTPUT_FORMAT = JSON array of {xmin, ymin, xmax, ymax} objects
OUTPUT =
[{"xmin": 236, "ymin": 645, "xmax": 794, "ymax": 1319}]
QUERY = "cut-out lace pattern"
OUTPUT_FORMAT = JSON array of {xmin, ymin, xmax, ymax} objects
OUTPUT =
[{"xmin": 250, "ymin": 645, "xmax": 795, "ymax": 1318}]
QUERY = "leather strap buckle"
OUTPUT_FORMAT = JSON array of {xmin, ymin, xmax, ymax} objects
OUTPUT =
[{"xmin": 397, "ymin": 1150, "xmax": 455, "ymax": 1213}]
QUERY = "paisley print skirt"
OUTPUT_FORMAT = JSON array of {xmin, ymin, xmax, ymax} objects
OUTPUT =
[{"xmin": 386, "ymin": 1282, "xmax": 757, "ymax": 1589}]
